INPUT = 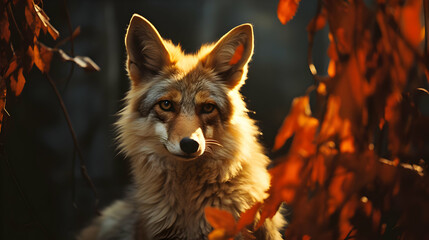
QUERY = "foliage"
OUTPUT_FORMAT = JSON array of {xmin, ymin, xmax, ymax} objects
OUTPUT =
[
  {"xmin": 206, "ymin": 0, "xmax": 429, "ymax": 239},
  {"xmin": 0, "ymin": 0, "xmax": 99, "ymax": 133}
]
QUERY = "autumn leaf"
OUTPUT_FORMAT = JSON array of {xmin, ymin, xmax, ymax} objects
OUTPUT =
[
  {"xmin": 306, "ymin": 10, "xmax": 326, "ymax": 32},
  {"xmin": 205, "ymin": 207, "xmax": 236, "ymax": 240},
  {"xmin": 4, "ymin": 57, "xmax": 18, "ymax": 78},
  {"xmin": 277, "ymin": 0, "xmax": 301, "ymax": 25},
  {"xmin": 273, "ymin": 96, "xmax": 318, "ymax": 151},
  {"xmin": 10, "ymin": 67, "xmax": 26, "ymax": 96},
  {"xmin": 236, "ymin": 202, "xmax": 261, "ymax": 231},
  {"xmin": 33, "ymin": 3, "xmax": 59, "ymax": 40},
  {"xmin": 0, "ymin": 8, "xmax": 10, "ymax": 42},
  {"xmin": 34, "ymin": 43, "xmax": 53, "ymax": 73}
]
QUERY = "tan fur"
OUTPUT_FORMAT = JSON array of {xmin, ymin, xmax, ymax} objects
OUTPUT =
[{"xmin": 78, "ymin": 14, "xmax": 284, "ymax": 240}]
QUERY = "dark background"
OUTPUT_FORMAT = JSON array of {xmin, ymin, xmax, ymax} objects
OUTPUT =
[{"xmin": 1, "ymin": 0, "xmax": 329, "ymax": 239}]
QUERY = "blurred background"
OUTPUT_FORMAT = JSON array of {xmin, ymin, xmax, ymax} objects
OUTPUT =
[{"xmin": 1, "ymin": 0, "xmax": 329, "ymax": 239}]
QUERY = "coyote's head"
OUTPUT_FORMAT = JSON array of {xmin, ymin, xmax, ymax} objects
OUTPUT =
[{"xmin": 119, "ymin": 14, "xmax": 254, "ymax": 161}]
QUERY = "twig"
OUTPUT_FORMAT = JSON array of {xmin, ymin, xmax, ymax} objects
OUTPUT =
[
  {"xmin": 6, "ymin": 0, "xmax": 24, "ymax": 41},
  {"xmin": 344, "ymin": 227, "xmax": 356, "ymax": 240},
  {"xmin": 307, "ymin": 0, "xmax": 323, "ymax": 83},
  {"xmin": 62, "ymin": 0, "xmax": 75, "ymax": 92},
  {"xmin": 45, "ymin": 73, "xmax": 100, "ymax": 214},
  {"xmin": 72, "ymin": 147, "xmax": 78, "ymax": 209}
]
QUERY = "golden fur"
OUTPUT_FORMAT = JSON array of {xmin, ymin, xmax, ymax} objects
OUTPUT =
[{"xmin": 78, "ymin": 14, "xmax": 284, "ymax": 240}]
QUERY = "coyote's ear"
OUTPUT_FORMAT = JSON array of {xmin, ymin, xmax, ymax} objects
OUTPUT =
[
  {"xmin": 204, "ymin": 24, "xmax": 254, "ymax": 90},
  {"xmin": 125, "ymin": 14, "xmax": 170, "ymax": 85}
]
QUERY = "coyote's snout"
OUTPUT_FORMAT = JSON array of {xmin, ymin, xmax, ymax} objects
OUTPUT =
[{"xmin": 78, "ymin": 14, "xmax": 284, "ymax": 240}]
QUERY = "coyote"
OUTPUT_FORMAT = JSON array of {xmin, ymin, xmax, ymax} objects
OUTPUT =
[{"xmin": 78, "ymin": 14, "xmax": 284, "ymax": 240}]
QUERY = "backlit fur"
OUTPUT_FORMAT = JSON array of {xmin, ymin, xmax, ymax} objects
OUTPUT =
[{"xmin": 78, "ymin": 14, "xmax": 284, "ymax": 240}]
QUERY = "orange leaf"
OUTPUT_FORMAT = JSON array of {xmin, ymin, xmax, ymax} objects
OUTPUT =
[
  {"xmin": 0, "ymin": 9, "xmax": 10, "ymax": 42},
  {"xmin": 273, "ymin": 96, "xmax": 311, "ymax": 151},
  {"xmin": 400, "ymin": 0, "xmax": 422, "ymax": 48},
  {"xmin": 236, "ymin": 202, "xmax": 261, "ymax": 231},
  {"xmin": 10, "ymin": 68, "xmax": 26, "ymax": 96},
  {"xmin": 208, "ymin": 229, "xmax": 232, "ymax": 240},
  {"xmin": 327, "ymin": 59, "xmax": 335, "ymax": 77},
  {"xmin": 311, "ymin": 154, "xmax": 326, "ymax": 185},
  {"xmin": 327, "ymin": 167, "xmax": 354, "ymax": 215},
  {"xmin": 277, "ymin": 0, "xmax": 301, "ymax": 25},
  {"xmin": 24, "ymin": 5, "xmax": 41, "ymax": 37},
  {"xmin": 5, "ymin": 57, "xmax": 18, "ymax": 78},
  {"xmin": 34, "ymin": 43, "xmax": 53, "ymax": 73},
  {"xmin": 33, "ymin": 3, "xmax": 59, "ymax": 40},
  {"xmin": 205, "ymin": 207, "xmax": 236, "ymax": 238},
  {"xmin": 307, "ymin": 12, "xmax": 326, "ymax": 32}
]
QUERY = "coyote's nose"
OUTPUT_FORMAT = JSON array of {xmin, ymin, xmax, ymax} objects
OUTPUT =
[{"xmin": 180, "ymin": 137, "xmax": 199, "ymax": 154}]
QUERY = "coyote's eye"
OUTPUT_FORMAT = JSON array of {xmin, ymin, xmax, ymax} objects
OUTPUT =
[
  {"xmin": 159, "ymin": 100, "xmax": 174, "ymax": 111},
  {"xmin": 201, "ymin": 103, "xmax": 215, "ymax": 114}
]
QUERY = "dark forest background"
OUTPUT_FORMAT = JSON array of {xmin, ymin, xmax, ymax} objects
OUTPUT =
[{"xmin": 0, "ymin": 0, "xmax": 329, "ymax": 239}]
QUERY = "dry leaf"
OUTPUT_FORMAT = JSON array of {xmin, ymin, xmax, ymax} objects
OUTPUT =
[
  {"xmin": 58, "ymin": 49, "xmax": 100, "ymax": 72},
  {"xmin": 33, "ymin": 3, "xmax": 59, "ymax": 40}
]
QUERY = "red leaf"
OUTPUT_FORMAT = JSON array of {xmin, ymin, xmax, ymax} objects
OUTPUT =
[{"xmin": 277, "ymin": 0, "xmax": 301, "ymax": 25}]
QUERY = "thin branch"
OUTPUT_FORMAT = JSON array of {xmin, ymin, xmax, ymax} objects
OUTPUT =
[
  {"xmin": 72, "ymin": 147, "xmax": 78, "ymax": 209},
  {"xmin": 344, "ymin": 227, "xmax": 356, "ymax": 240},
  {"xmin": 307, "ymin": 0, "xmax": 324, "ymax": 83},
  {"xmin": 62, "ymin": 0, "xmax": 75, "ymax": 92},
  {"xmin": 45, "ymin": 73, "xmax": 100, "ymax": 214}
]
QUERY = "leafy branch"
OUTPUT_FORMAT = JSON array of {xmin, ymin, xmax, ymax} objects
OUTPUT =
[
  {"xmin": 0, "ymin": 0, "xmax": 101, "ymax": 224},
  {"xmin": 206, "ymin": 0, "xmax": 429, "ymax": 239}
]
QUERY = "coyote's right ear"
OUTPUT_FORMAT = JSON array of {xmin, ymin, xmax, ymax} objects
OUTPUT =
[{"xmin": 125, "ymin": 14, "xmax": 170, "ymax": 85}]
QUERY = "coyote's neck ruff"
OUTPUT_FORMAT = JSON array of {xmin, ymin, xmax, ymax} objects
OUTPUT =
[{"xmin": 79, "ymin": 14, "xmax": 283, "ymax": 240}]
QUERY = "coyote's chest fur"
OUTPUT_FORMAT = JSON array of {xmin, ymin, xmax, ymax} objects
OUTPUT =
[{"xmin": 78, "ymin": 14, "xmax": 284, "ymax": 240}]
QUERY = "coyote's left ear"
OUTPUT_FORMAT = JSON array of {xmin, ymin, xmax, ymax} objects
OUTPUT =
[{"xmin": 204, "ymin": 24, "xmax": 254, "ymax": 90}]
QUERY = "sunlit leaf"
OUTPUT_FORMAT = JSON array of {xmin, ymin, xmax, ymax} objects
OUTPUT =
[
  {"xmin": 205, "ymin": 207, "xmax": 236, "ymax": 240},
  {"xmin": 277, "ymin": 0, "xmax": 301, "ymax": 25},
  {"xmin": 307, "ymin": 11, "xmax": 326, "ymax": 32},
  {"xmin": 33, "ymin": 3, "xmax": 59, "ymax": 40},
  {"xmin": 236, "ymin": 202, "xmax": 261, "ymax": 231},
  {"xmin": 58, "ymin": 49, "xmax": 100, "ymax": 72}
]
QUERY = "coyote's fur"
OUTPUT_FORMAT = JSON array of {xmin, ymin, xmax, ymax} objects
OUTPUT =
[{"xmin": 78, "ymin": 14, "xmax": 284, "ymax": 240}]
